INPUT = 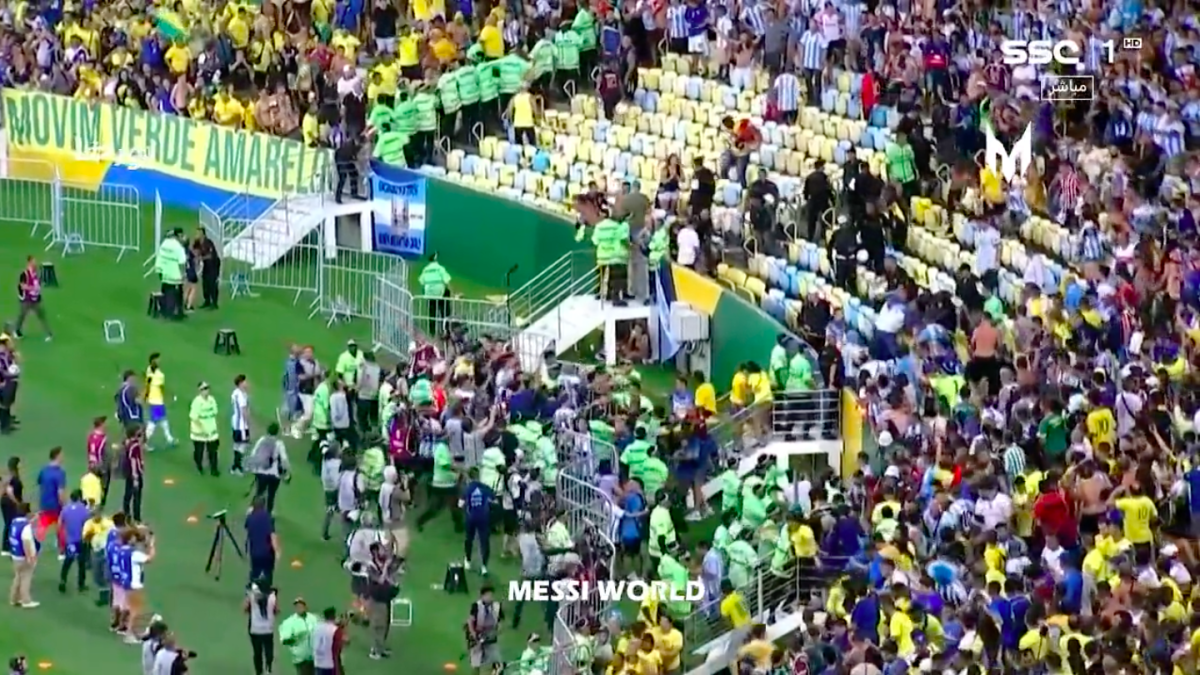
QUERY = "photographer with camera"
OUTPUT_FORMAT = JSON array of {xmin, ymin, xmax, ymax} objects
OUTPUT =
[
  {"xmin": 140, "ymin": 619, "xmax": 167, "ymax": 675},
  {"xmin": 244, "ymin": 581, "xmax": 279, "ymax": 675},
  {"xmin": 247, "ymin": 423, "xmax": 291, "ymax": 514},
  {"xmin": 150, "ymin": 629, "xmax": 195, "ymax": 675},
  {"xmin": 345, "ymin": 509, "xmax": 385, "ymax": 620},
  {"xmin": 363, "ymin": 541, "xmax": 399, "ymax": 660},
  {"xmin": 467, "ymin": 584, "xmax": 503, "ymax": 675}
]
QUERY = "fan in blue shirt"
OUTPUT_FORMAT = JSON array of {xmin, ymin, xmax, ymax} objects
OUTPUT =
[{"xmin": 460, "ymin": 470, "xmax": 495, "ymax": 575}]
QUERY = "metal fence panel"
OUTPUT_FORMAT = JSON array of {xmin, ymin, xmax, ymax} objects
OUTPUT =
[
  {"xmin": 372, "ymin": 275, "xmax": 415, "ymax": 357},
  {"xmin": 57, "ymin": 182, "xmax": 142, "ymax": 260},
  {"xmin": 316, "ymin": 248, "xmax": 409, "ymax": 321},
  {"xmin": 409, "ymin": 295, "xmax": 512, "ymax": 343},
  {"xmin": 220, "ymin": 238, "xmax": 324, "ymax": 306},
  {"xmin": 0, "ymin": 158, "xmax": 57, "ymax": 238}
]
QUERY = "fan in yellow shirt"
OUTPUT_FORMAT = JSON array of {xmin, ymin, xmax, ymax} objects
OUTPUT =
[
  {"xmin": 650, "ymin": 616, "xmax": 683, "ymax": 673},
  {"xmin": 370, "ymin": 57, "xmax": 402, "ymax": 98},
  {"xmin": 719, "ymin": 584, "xmax": 751, "ymax": 628},
  {"xmin": 80, "ymin": 469, "xmax": 105, "ymax": 507},
  {"xmin": 1084, "ymin": 392, "xmax": 1116, "ymax": 448},
  {"xmin": 331, "ymin": 30, "xmax": 361, "ymax": 63},
  {"xmin": 1110, "ymin": 485, "xmax": 1157, "ymax": 545},
  {"xmin": 729, "ymin": 366, "xmax": 750, "ymax": 408},
  {"xmin": 164, "ymin": 41, "xmax": 192, "ymax": 76},
  {"xmin": 737, "ymin": 625, "xmax": 774, "ymax": 670},
  {"xmin": 213, "ymin": 89, "xmax": 246, "ymax": 127},
  {"xmin": 225, "ymin": 7, "xmax": 251, "ymax": 49},
  {"xmin": 478, "ymin": 15, "xmax": 504, "ymax": 58},
  {"xmin": 635, "ymin": 634, "xmax": 663, "ymax": 675},
  {"xmin": 693, "ymin": 373, "xmax": 716, "ymax": 416}
]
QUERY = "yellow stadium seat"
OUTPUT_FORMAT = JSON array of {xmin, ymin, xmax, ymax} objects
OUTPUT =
[
  {"xmin": 754, "ymin": 70, "xmax": 770, "ymax": 93},
  {"xmin": 588, "ymin": 142, "xmax": 604, "ymax": 166},
  {"xmin": 446, "ymin": 150, "xmax": 464, "ymax": 173},
  {"xmin": 642, "ymin": 68, "xmax": 661, "ymax": 91},
  {"xmin": 725, "ymin": 267, "xmax": 747, "ymax": 289},
  {"xmin": 499, "ymin": 164, "xmax": 516, "ymax": 187},
  {"xmin": 743, "ymin": 276, "xmax": 767, "ymax": 300},
  {"xmin": 837, "ymin": 71, "xmax": 851, "ymax": 93},
  {"xmin": 480, "ymin": 136, "xmax": 498, "ymax": 161}
]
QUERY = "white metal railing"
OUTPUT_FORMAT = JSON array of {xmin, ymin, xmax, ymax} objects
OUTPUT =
[
  {"xmin": 770, "ymin": 389, "xmax": 842, "ymax": 441},
  {"xmin": 508, "ymin": 250, "xmax": 599, "ymax": 329}
]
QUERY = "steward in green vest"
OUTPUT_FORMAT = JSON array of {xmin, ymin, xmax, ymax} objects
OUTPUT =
[
  {"xmin": 419, "ymin": 253, "xmax": 452, "ymax": 334},
  {"xmin": 574, "ymin": 193, "xmax": 629, "ymax": 303},
  {"xmin": 436, "ymin": 67, "xmax": 461, "ymax": 141},
  {"xmin": 373, "ymin": 122, "xmax": 408, "ymax": 167},
  {"xmin": 475, "ymin": 53, "xmax": 501, "ymax": 135},
  {"xmin": 495, "ymin": 51, "xmax": 532, "ymax": 113},
  {"xmin": 529, "ymin": 34, "xmax": 556, "ymax": 94},
  {"xmin": 553, "ymin": 24, "xmax": 582, "ymax": 96},
  {"xmin": 647, "ymin": 221, "xmax": 669, "ymax": 290},
  {"xmin": 571, "ymin": 7, "xmax": 598, "ymax": 80},
  {"xmin": 453, "ymin": 59, "xmax": 481, "ymax": 143},
  {"xmin": 392, "ymin": 87, "xmax": 418, "ymax": 166},
  {"xmin": 412, "ymin": 75, "xmax": 439, "ymax": 168}
]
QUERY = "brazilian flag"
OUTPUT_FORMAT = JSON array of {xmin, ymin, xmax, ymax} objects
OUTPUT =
[{"xmin": 153, "ymin": 9, "xmax": 190, "ymax": 42}]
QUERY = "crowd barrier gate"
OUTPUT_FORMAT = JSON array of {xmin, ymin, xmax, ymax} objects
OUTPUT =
[{"xmin": 0, "ymin": 157, "xmax": 143, "ymax": 261}]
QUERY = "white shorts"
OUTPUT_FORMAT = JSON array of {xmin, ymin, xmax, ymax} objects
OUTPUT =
[
  {"xmin": 687, "ymin": 34, "xmax": 709, "ymax": 55},
  {"xmin": 112, "ymin": 585, "xmax": 127, "ymax": 610},
  {"xmin": 300, "ymin": 394, "xmax": 315, "ymax": 417},
  {"xmin": 376, "ymin": 37, "xmax": 397, "ymax": 54}
]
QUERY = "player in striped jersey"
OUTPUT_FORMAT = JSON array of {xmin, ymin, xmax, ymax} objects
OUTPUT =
[{"xmin": 231, "ymin": 375, "xmax": 251, "ymax": 476}]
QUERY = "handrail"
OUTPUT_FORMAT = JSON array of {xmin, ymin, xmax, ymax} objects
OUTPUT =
[{"xmin": 509, "ymin": 249, "xmax": 598, "ymax": 329}]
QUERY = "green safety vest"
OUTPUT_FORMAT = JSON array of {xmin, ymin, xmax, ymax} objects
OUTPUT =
[
  {"xmin": 413, "ymin": 91, "xmax": 438, "ymax": 131},
  {"xmin": 455, "ymin": 66, "xmax": 480, "ymax": 104},
  {"xmin": 496, "ymin": 54, "xmax": 531, "ymax": 94},
  {"xmin": 553, "ymin": 31, "xmax": 581, "ymax": 71},
  {"xmin": 591, "ymin": 218, "xmax": 629, "ymax": 266},
  {"xmin": 393, "ymin": 99, "xmax": 417, "ymax": 135},
  {"xmin": 572, "ymin": 9, "xmax": 597, "ymax": 51},
  {"xmin": 374, "ymin": 130, "xmax": 408, "ymax": 166},
  {"xmin": 476, "ymin": 62, "xmax": 499, "ymax": 101},
  {"xmin": 437, "ymin": 72, "xmax": 461, "ymax": 113},
  {"xmin": 530, "ymin": 39, "xmax": 554, "ymax": 77},
  {"xmin": 648, "ymin": 226, "xmax": 669, "ymax": 266},
  {"xmin": 769, "ymin": 344, "xmax": 788, "ymax": 388},
  {"xmin": 419, "ymin": 261, "xmax": 451, "ymax": 296},
  {"xmin": 785, "ymin": 353, "xmax": 813, "ymax": 392}
]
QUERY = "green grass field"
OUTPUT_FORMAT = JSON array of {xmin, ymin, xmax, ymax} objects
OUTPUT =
[{"xmin": 0, "ymin": 198, "xmax": 545, "ymax": 675}]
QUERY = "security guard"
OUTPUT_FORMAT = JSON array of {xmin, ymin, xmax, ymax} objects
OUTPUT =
[{"xmin": 828, "ymin": 214, "xmax": 859, "ymax": 292}]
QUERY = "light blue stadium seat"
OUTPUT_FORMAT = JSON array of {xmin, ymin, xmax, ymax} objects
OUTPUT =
[
  {"xmin": 821, "ymin": 88, "xmax": 838, "ymax": 112},
  {"xmin": 886, "ymin": 107, "xmax": 902, "ymax": 130},
  {"xmin": 462, "ymin": 154, "xmax": 479, "ymax": 175},
  {"xmin": 869, "ymin": 106, "xmax": 888, "ymax": 128},
  {"xmin": 644, "ymin": 91, "xmax": 660, "ymax": 113},
  {"xmin": 850, "ymin": 74, "xmax": 863, "ymax": 95},
  {"xmin": 834, "ymin": 141, "xmax": 849, "ymax": 165},
  {"xmin": 487, "ymin": 164, "xmax": 502, "ymax": 181},
  {"xmin": 504, "ymin": 145, "xmax": 521, "ymax": 165},
  {"xmin": 720, "ymin": 183, "xmax": 741, "ymax": 207},
  {"xmin": 532, "ymin": 150, "xmax": 551, "ymax": 173},
  {"xmin": 634, "ymin": 89, "xmax": 649, "ymax": 108},
  {"xmin": 764, "ymin": 289, "xmax": 786, "ymax": 322},
  {"xmin": 786, "ymin": 266, "xmax": 800, "ymax": 297},
  {"xmin": 802, "ymin": 242, "xmax": 820, "ymax": 271},
  {"xmin": 630, "ymin": 135, "xmax": 644, "ymax": 155},
  {"xmin": 685, "ymin": 78, "xmax": 701, "ymax": 99},
  {"xmin": 768, "ymin": 256, "xmax": 786, "ymax": 289},
  {"xmin": 549, "ymin": 180, "xmax": 568, "ymax": 202},
  {"xmin": 513, "ymin": 171, "xmax": 527, "ymax": 192},
  {"xmin": 594, "ymin": 121, "xmax": 610, "ymax": 143},
  {"xmin": 722, "ymin": 90, "xmax": 737, "ymax": 110},
  {"xmin": 616, "ymin": 152, "xmax": 631, "ymax": 174},
  {"xmin": 760, "ymin": 146, "xmax": 777, "ymax": 170},
  {"xmin": 847, "ymin": 97, "xmax": 862, "ymax": 120}
]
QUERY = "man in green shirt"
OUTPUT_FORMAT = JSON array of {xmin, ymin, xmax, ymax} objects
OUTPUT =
[
  {"xmin": 419, "ymin": 253, "xmax": 452, "ymax": 335},
  {"xmin": 1038, "ymin": 399, "xmax": 1069, "ymax": 461},
  {"xmin": 155, "ymin": 228, "xmax": 188, "ymax": 319},
  {"xmin": 529, "ymin": 30, "xmax": 556, "ymax": 96},
  {"xmin": 278, "ymin": 598, "xmax": 320, "ymax": 672},
  {"xmin": 571, "ymin": 7, "xmax": 597, "ymax": 80},
  {"xmin": 576, "ymin": 194, "xmax": 630, "ymax": 304},
  {"xmin": 552, "ymin": 23, "xmax": 582, "ymax": 98},
  {"xmin": 416, "ymin": 438, "xmax": 461, "ymax": 532},
  {"xmin": 189, "ymin": 382, "xmax": 220, "ymax": 476},
  {"xmin": 476, "ymin": 55, "xmax": 502, "ymax": 136},
  {"xmin": 393, "ymin": 87, "xmax": 419, "ymax": 167},
  {"xmin": 884, "ymin": 130, "xmax": 918, "ymax": 200},
  {"xmin": 647, "ymin": 493, "xmax": 676, "ymax": 564},
  {"xmin": 495, "ymin": 51, "xmax": 531, "ymax": 117},
  {"xmin": 769, "ymin": 334, "xmax": 789, "ymax": 389},
  {"xmin": 412, "ymin": 74, "xmax": 439, "ymax": 165},
  {"xmin": 619, "ymin": 427, "xmax": 652, "ymax": 481},
  {"xmin": 453, "ymin": 59, "xmax": 481, "ymax": 143},
  {"xmin": 437, "ymin": 67, "xmax": 462, "ymax": 143},
  {"xmin": 373, "ymin": 122, "xmax": 409, "ymax": 167},
  {"xmin": 312, "ymin": 375, "xmax": 333, "ymax": 441}
]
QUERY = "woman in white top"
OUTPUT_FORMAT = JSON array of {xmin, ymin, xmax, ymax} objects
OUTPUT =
[
  {"xmin": 124, "ymin": 528, "xmax": 156, "ymax": 645},
  {"xmin": 244, "ymin": 583, "xmax": 279, "ymax": 675}
]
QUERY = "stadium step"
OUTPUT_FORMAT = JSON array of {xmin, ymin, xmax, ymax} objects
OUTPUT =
[
  {"xmin": 222, "ymin": 194, "xmax": 330, "ymax": 270},
  {"xmin": 516, "ymin": 293, "xmax": 654, "ymax": 369}
]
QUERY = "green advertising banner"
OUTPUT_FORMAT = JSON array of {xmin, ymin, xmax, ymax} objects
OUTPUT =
[{"xmin": 422, "ymin": 180, "xmax": 590, "ymax": 291}]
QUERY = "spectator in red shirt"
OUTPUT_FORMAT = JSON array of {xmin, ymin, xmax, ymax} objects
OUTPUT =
[
  {"xmin": 1033, "ymin": 477, "xmax": 1078, "ymax": 547},
  {"xmin": 721, "ymin": 116, "xmax": 761, "ymax": 186}
]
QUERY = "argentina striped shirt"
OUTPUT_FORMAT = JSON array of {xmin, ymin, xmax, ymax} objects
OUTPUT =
[
  {"xmin": 838, "ymin": 1, "xmax": 863, "ymax": 38},
  {"xmin": 666, "ymin": 4, "xmax": 688, "ymax": 39},
  {"xmin": 741, "ymin": 3, "xmax": 766, "ymax": 36},
  {"xmin": 774, "ymin": 73, "xmax": 801, "ymax": 111},
  {"xmin": 1155, "ymin": 117, "xmax": 1187, "ymax": 158},
  {"xmin": 798, "ymin": 30, "xmax": 826, "ymax": 70}
]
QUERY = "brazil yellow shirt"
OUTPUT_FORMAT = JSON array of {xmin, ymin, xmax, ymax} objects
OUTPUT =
[
  {"xmin": 719, "ymin": 593, "xmax": 750, "ymax": 628},
  {"xmin": 83, "ymin": 517, "xmax": 114, "ymax": 551},
  {"xmin": 1114, "ymin": 496, "xmax": 1157, "ymax": 544},
  {"xmin": 694, "ymin": 383, "xmax": 716, "ymax": 415},
  {"xmin": 1085, "ymin": 408, "xmax": 1116, "ymax": 448},
  {"xmin": 729, "ymin": 372, "xmax": 749, "ymax": 406},
  {"xmin": 889, "ymin": 611, "xmax": 915, "ymax": 655},
  {"xmin": 398, "ymin": 35, "xmax": 420, "ymax": 67},
  {"xmin": 165, "ymin": 44, "xmax": 191, "ymax": 75},
  {"xmin": 81, "ymin": 473, "xmax": 103, "ymax": 506},
  {"xmin": 479, "ymin": 24, "xmax": 504, "ymax": 58},
  {"xmin": 146, "ymin": 368, "xmax": 166, "ymax": 406}
]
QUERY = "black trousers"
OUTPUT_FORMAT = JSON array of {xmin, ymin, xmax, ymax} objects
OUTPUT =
[
  {"xmin": 59, "ymin": 543, "xmax": 88, "ymax": 590},
  {"xmin": 249, "ymin": 553, "xmax": 276, "ymax": 586},
  {"xmin": 429, "ymin": 295, "xmax": 449, "ymax": 335},
  {"xmin": 357, "ymin": 397, "xmax": 379, "ymax": 433},
  {"xmin": 416, "ymin": 485, "xmax": 461, "ymax": 532},
  {"xmin": 464, "ymin": 517, "xmax": 491, "ymax": 567},
  {"xmin": 250, "ymin": 633, "xmax": 275, "ymax": 675},
  {"xmin": 254, "ymin": 474, "xmax": 282, "ymax": 514},
  {"xmin": 123, "ymin": 476, "xmax": 144, "ymax": 522},
  {"xmin": 335, "ymin": 164, "xmax": 361, "ymax": 202},
  {"xmin": 1, "ymin": 504, "xmax": 14, "ymax": 553},
  {"xmin": 201, "ymin": 265, "xmax": 221, "ymax": 308},
  {"xmin": 600, "ymin": 265, "xmax": 628, "ymax": 302},
  {"xmin": 159, "ymin": 282, "xmax": 185, "ymax": 319},
  {"xmin": 193, "ymin": 440, "xmax": 219, "ymax": 474}
]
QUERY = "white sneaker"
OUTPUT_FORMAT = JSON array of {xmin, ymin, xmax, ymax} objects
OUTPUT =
[
  {"xmin": 57, "ymin": 554, "xmax": 66, "ymax": 562},
  {"xmin": 685, "ymin": 510, "xmax": 703, "ymax": 522},
  {"xmin": 368, "ymin": 651, "xmax": 383, "ymax": 661},
  {"xmin": 20, "ymin": 601, "xmax": 39, "ymax": 609},
  {"xmin": 124, "ymin": 635, "xmax": 141, "ymax": 645},
  {"xmin": 1, "ymin": 551, "xmax": 10, "ymax": 558},
  {"xmin": 151, "ymin": 614, "xmax": 163, "ymax": 624},
  {"xmin": 462, "ymin": 559, "xmax": 471, "ymax": 572},
  {"xmin": 480, "ymin": 566, "xmax": 489, "ymax": 576}
]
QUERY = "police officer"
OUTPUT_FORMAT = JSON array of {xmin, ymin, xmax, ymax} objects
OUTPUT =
[
  {"xmin": 745, "ymin": 170, "xmax": 781, "ymax": 255},
  {"xmin": 829, "ymin": 214, "xmax": 859, "ymax": 292},
  {"xmin": 802, "ymin": 160, "xmax": 832, "ymax": 243},
  {"xmin": 333, "ymin": 133, "xmax": 362, "ymax": 204}
]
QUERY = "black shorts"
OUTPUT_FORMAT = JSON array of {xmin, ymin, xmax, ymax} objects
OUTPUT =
[
  {"xmin": 668, "ymin": 37, "xmax": 688, "ymax": 54},
  {"xmin": 324, "ymin": 490, "xmax": 337, "ymax": 509},
  {"xmin": 502, "ymin": 508, "xmax": 519, "ymax": 535},
  {"xmin": 621, "ymin": 539, "xmax": 642, "ymax": 556},
  {"xmin": 1079, "ymin": 513, "xmax": 1101, "ymax": 536},
  {"xmin": 232, "ymin": 430, "xmax": 250, "ymax": 445}
]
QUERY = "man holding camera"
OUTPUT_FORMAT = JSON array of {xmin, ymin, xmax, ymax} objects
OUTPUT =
[
  {"xmin": 364, "ymin": 541, "xmax": 398, "ymax": 661},
  {"xmin": 467, "ymin": 584, "xmax": 503, "ymax": 674}
]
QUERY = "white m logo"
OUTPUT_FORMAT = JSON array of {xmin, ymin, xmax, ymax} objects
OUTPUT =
[{"xmin": 983, "ymin": 123, "xmax": 1034, "ymax": 183}]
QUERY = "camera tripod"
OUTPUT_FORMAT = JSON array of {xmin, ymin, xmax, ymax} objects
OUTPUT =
[{"xmin": 204, "ymin": 511, "xmax": 244, "ymax": 580}]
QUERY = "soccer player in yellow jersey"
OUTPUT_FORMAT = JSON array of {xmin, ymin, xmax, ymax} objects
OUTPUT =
[
  {"xmin": 145, "ymin": 353, "xmax": 177, "ymax": 449},
  {"xmin": 1084, "ymin": 390, "xmax": 1116, "ymax": 449}
]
